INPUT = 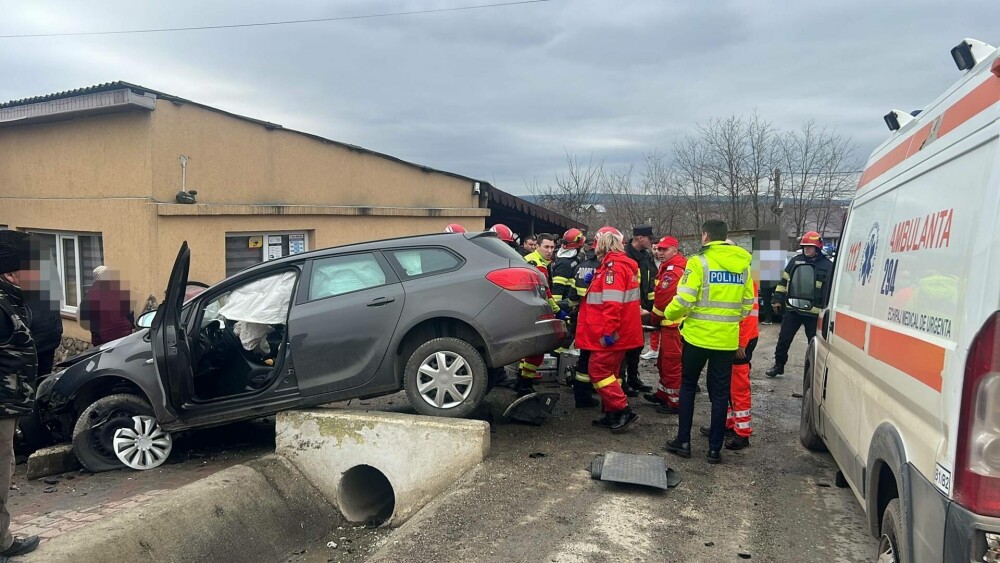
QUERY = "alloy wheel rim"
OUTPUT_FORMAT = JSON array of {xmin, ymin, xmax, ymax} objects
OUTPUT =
[
  {"xmin": 876, "ymin": 535, "xmax": 896, "ymax": 563},
  {"xmin": 416, "ymin": 351, "xmax": 474, "ymax": 409},
  {"xmin": 112, "ymin": 415, "xmax": 173, "ymax": 470}
]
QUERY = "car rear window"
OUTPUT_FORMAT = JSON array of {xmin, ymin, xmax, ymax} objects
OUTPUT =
[
  {"xmin": 385, "ymin": 247, "xmax": 463, "ymax": 280},
  {"xmin": 471, "ymin": 236, "xmax": 524, "ymax": 261}
]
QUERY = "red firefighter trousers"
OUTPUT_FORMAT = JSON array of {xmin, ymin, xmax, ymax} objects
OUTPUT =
[
  {"xmin": 726, "ymin": 336, "xmax": 758, "ymax": 438},
  {"xmin": 588, "ymin": 349, "xmax": 628, "ymax": 412},
  {"xmin": 654, "ymin": 328, "xmax": 682, "ymax": 408}
]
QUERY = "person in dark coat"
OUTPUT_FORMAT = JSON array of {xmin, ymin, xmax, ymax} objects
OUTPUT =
[
  {"xmin": 0, "ymin": 230, "xmax": 42, "ymax": 558},
  {"xmin": 25, "ymin": 257, "xmax": 63, "ymax": 376},
  {"xmin": 79, "ymin": 266, "xmax": 134, "ymax": 347},
  {"xmin": 621, "ymin": 224, "xmax": 658, "ymax": 395}
]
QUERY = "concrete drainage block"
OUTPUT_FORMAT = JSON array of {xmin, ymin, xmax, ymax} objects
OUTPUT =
[{"xmin": 275, "ymin": 409, "xmax": 490, "ymax": 527}]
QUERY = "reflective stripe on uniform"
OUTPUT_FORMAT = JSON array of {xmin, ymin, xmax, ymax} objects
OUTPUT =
[
  {"xmin": 586, "ymin": 291, "xmax": 605, "ymax": 304},
  {"xmin": 687, "ymin": 312, "xmax": 741, "ymax": 323},
  {"xmin": 651, "ymin": 306, "xmax": 665, "ymax": 316},
  {"xmin": 677, "ymin": 286, "xmax": 698, "ymax": 297},
  {"xmin": 774, "ymin": 285, "xmax": 787, "ymax": 294},
  {"xmin": 575, "ymin": 371, "xmax": 591, "ymax": 383},
  {"xmin": 625, "ymin": 288, "xmax": 641, "ymax": 302},
  {"xmin": 594, "ymin": 375, "xmax": 618, "ymax": 389},
  {"xmin": 731, "ymin": 409, "xmax": 751, "ymax": 418},
  {"xmin": 701, "ymin": 300, "xmax": 744, "ymax": 310},
  {"xmin": 734, "ymin": 421, "xmax": 752, "ymax": 429}
]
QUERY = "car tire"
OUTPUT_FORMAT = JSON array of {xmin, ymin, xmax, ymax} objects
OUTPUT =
[
  {"xmin": 800, "ymin": 363, "xmax": 827, "ymax": 452},
  {"xmin": 877, "ymin": 498, "xmax": 908, "ymax": 563},
  {"xmin": 72, "ymin": 394, "xmax": 173, "ymax": 472},
  {"xmin": 404, "ymin": 337, "xmax": 488, "ymax": 418}
]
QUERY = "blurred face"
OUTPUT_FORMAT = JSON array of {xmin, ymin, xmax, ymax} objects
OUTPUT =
[
  {"xmin": 523, "ymin": 239, "xmax": 537, "ymax": 251},
  {"xmin": 803, "ymin": 245, "xmax": 818, "ymax": 257},
  {"xmin": 655, "ymin": 246, "xmax": 677, "ymax": 262},
  {"xmin": 538, "ymin": 239, "xmax": 555, "ymax": 261},
  {"xmin": 1, "ymin": 268, "xmax": 40, "ymax": 291}
]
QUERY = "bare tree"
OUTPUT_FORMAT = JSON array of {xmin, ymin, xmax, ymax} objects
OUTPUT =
[
  {"xmin": 779, "ymin": 121, "xmax": 860, "ymax": 245},
  {"xmin": 528, "ymin": 151, "xmax": 604, "ymax": 228}
]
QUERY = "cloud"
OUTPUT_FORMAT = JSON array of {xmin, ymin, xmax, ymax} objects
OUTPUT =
[{"xmin": 2, "ymin": 0, "xmax": 999, "ymax": 192}]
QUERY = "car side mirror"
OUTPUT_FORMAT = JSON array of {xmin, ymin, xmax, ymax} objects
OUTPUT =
[
  {"xmin": 787, "ymin": 263, "xmax": 816, "ymax": 312},
  {"xmin": 136, "ymin": 311, "xmax": 156, "ymax": 329}
]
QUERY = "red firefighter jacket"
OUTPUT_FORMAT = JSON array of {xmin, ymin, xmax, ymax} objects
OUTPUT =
[
  {"xmin": 650, "ymin": 252, "xmax": 688, "ymax": 329},
  {"xmin": 576, "ymin": 251, "xmax": 644, "ymax": 351}
]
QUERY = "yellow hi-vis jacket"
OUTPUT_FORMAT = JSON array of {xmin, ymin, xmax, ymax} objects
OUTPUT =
[{"xmin": 664, "ymin": 241, "xmax": 755, "ymax": 351}]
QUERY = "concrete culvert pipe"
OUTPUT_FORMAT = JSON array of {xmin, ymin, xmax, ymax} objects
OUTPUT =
[{"xmin": 339, "ymin": 464, "xmax": 396, "ymax": 525}]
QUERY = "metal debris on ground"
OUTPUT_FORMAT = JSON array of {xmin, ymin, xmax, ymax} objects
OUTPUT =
[
  {"xmin": 589, "ymin": 452, "xmax": 680, "ymax": 490},
  {"xmin": 501, "ymin": 392, "xmax": 561, "ymax": 426},
  {"xmin": 326, "ymin": 541, "xmax": 338, "ymax": 549}
]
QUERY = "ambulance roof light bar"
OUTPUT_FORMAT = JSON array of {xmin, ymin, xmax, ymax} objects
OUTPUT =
[
  {"xmin": 951, "ymin": 38, "xmax": 997, "ymax": 72},
  {"xmin": 883, "ymin": 109, "xmax": 915, "ymax": 132}
]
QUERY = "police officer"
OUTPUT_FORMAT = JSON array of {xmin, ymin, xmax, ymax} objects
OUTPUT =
[
  {"xmin": 0, "ymin": 231, "xmax": 41, "ymax": 559},
  {"xmin": 663, "ymin": 220, "xmax": 755, "ymax": 464},
  {"xmin": 765, "ymin": 231, "xmax": 835, "ymax": 377}
]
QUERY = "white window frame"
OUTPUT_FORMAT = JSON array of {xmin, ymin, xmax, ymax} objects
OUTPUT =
[{"xmin": 27, "ymin": 230, "xmax": 103, "ymax": 316}]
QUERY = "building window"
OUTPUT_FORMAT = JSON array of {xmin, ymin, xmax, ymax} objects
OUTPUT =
[
  {"xmin": 28, "ymin": 231, "xmax": 104, "ymax": 315},
  {"xmin": 225, "ymin": 231, "xmax": 309, "ymax": 278}
]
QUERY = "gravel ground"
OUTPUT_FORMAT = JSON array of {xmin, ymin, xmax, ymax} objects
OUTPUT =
[{"xmin": 284, "ymin": 323, "xmax": 879, "ymax": 563}]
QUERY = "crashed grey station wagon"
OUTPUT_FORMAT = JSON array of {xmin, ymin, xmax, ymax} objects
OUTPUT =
[{"xmin": 30, "ymin": 231, "xmax": 565, "ymax": 472}]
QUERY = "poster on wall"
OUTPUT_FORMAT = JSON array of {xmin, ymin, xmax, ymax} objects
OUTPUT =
[
  {"xmin": 268, "ymin": 245, "xmax": 284, "ymax": 260},
  {"xmin": 248, "ymin": 236, "xmax": 263, "ymax": 249},
  {"xmin": 289, "ymin": 233, "xmax": 306, "ymax": 255}
]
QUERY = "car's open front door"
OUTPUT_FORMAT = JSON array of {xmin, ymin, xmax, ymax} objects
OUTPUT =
[{"xmin": 150, "ymin": 242, "xmax": 194, "ymax": 419}]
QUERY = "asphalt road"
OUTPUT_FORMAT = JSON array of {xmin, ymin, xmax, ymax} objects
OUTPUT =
[{"xmin": 297, "ymin": 322, "xmax": 880, "ymax": 563}]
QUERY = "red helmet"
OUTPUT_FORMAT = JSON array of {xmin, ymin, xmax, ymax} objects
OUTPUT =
[
  {"xmin": 594, "ymin": 226, "xmax": 624, "ymax": 243},
  {"xmin": 562, "ymin": 228, "xmax": 585, "ymax": 249},
  {"xmin": 489, "ymin": 224, "xmax": 515, "ymax": 242},
  {"xmin": 444, "ymin": 223, "xmax": 467, "ymax": 234},
  {"xmin": 800, "ymin": 231, "xmax": 823, "ymax": 248}
]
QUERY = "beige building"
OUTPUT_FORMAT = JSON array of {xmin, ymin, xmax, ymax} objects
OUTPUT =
[{"xmin": 0, "ymin": 82, "xmax": 578, "ymax": 341}]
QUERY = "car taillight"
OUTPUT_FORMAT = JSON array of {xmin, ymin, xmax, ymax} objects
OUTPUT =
[
  {"xmin": 954, "ymin": 311, "xmax": 1000, "ymax": 517},
  {"xmin": 486, "ymin": 268, "xmax": 543, "ymax": 291}
]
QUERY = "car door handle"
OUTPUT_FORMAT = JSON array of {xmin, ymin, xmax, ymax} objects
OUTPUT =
[{"xmin": 367, "ymin": 297, "xmax": 396, "ymax": 307}]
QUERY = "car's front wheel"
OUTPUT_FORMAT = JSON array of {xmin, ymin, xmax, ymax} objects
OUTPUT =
[
  {"xmin": 72, "ymin": 394, "xmax": 173, "ymax": 472},
  {"xmin": 403, "ymin": 338, "xmax": 488, "ymax": 418}
]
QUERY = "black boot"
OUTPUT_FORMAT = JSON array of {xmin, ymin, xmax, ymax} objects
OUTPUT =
[
  {"xmin": 627, "ymin": 377, "xmax": 652, "ymax": 393},
  {"xmin": 725, "ymin": 436, "xmax": 751, "ymax": 450},
  {"xmin": 592, "ymin": 412, "xmax": 615, "ymax": 429},
  {"xmin": 642, "ymin": 392, "xmax": 665, "ymax": 406},
  {"xmin": 515, "ymin": 378, "xmax": 535, "ymax": 398},
  {"xmin": 765, "ymin": 364, "xmax": 784, "ymax": 377},
  {"xmin": 664, "ymin": 438, "xmax": 691, "ymax": 458},
  {"xmin": 573, "ymin": 380, "xmax": 599, "ymax": 408},
  {"xmin": 620, "ymin": 383, "xmax": 639, "ymax": 398},
  {"xmin": 610, "ymin": 408, "xmax": 639, "ymax": 433}
]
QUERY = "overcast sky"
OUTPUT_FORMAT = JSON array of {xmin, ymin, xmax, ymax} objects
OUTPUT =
[{"xmin": 3, "ymin": 0, "xmax": 999, "ymax": 194}]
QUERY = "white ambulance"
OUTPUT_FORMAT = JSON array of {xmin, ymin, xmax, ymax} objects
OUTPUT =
[{"xmin": 787, "ymin": 39, "xmax": 1000, "ymax": 563}]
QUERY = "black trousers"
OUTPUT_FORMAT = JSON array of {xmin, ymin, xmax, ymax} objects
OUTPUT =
[
  {"xmin": 773, "ymin": 311, "xmax": 817, "ymax": 367},
  {"xmin": 36, "ymin": 347, "xmax": 57, "ymax": 377},
  {"xmin": 677, "ymin": 341, "xmax": 734, "ymax": 452},
  {"xmin": 620, "ymin": 346, "xmax": 642, "ymax": 383}
]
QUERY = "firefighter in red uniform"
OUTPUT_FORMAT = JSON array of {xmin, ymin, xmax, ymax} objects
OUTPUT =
[
  {"xmin": 645, "ymin": 236, "xmax": 687, "ymax": 414},
  {"xmin": 576, "ymin": 226, "xmax": 641, "ymax": 432},
  {"xmin": 516, "ymin": 233, "xmax": 566, "ymax": 396}
]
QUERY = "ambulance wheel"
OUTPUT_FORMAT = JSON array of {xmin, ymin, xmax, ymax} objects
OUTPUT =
[
  {"xmin": 800, "ymin": 363, "xmax": 827, "ymax": 452},
  {"xmin": 404, "ymin": 338, "xmax": 488, "ymax": 418},
  {"xmin": 876, "ymin": 498, "xmax": 907, "ymax": 563}
]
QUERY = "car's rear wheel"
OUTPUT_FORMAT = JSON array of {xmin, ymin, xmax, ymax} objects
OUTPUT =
[
  {"xmin": 72, "ymin": 394, "xmax": 173, "ymax": 472},
  {"xmin": 404, "ymin": 338, "xmax": 487, "ymax": 418}
]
